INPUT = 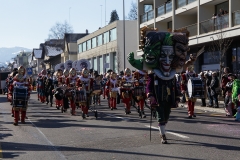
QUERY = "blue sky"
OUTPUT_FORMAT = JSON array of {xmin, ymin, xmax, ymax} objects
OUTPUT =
[{"xmin": 0, "ymin": 0, "xmax": 133, "ymax": 49}]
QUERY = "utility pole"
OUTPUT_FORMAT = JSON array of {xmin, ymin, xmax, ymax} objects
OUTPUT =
[
  {"xmin": 69, "ymin": 7, "xmax": 71, "ymax": 24},
  {"xmin": 123, "ymin": 0, "xmax": 126, "ymax": 69}
]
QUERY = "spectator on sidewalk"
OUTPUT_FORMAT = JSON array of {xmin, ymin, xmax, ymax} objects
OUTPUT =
[
  {"xmin": 222, "ymin": 67, "xmax": 231, "ymax": 97},
  {"xmin": 209, "ymin": 72, "xmax": 219, "ymax": 108},
  {"xmin": 206, "ymin": 72, "xmax": 212, "ymax": 107},
  {"xmin": 224, "ymin": 74, "xmax": 236, "ymax": 116},
  {"xmin": 200, "ymin": 72, "xmax": 207, "ymax": 106}
]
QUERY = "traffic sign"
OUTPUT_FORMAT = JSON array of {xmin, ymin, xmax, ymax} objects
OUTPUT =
[{"xmin": 27, "ymin": 68, "xmax": 32, "ymax": 75}]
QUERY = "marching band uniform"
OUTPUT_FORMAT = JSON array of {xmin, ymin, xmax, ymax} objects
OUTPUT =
[
  {"xmin": 39, "ymin": 70, "xmax": 47, "ymax": 103},
  {"xmin": 121, "ymin": 68, "xmax": 133, "ymax": 114},
  {"xmin": 66, "ymin": 68, "xmax": 78, "ymax": 115},
  {"xmin": 12, "ymin": 66, "xmax": 30, "ymax": 125},
  {"xmin": 61, "ymin": 69, "xmax": 70, "ymax": 110},
  {"xmin": 55, "ymin": 69, "xmax": 63, "ymax": 108},
  {"xmin": 45, "ymin": 71, "xmax": 54, "ymax": 107},
  {"xmin": 181, "ymin": 65, "xmax": 197, "ymax": 118},
  {"xmin": 101, "ymin": 73, "xmax": 109, "ymax": 99},
  {"xmin": 133, "ymin": 70, "xmax": 147, "ymax": 118},
  {"xmin": 76, "ymin": 68, "xmax": 93, "ymax": 118},
  {"xmin": 106, "ymin": 72, "xmax": 119, "ymax": 110}
]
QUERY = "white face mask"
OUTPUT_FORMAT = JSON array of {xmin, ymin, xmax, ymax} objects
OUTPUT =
[{"xmin": 159, "ymin": 46, "xmax": 174, "ymax": 77}]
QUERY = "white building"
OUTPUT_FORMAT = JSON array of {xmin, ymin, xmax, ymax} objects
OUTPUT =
[
  {"xmin": 77, "ymin": 20, "xmax": 138, "ymax": 74},
  {"xmin": 138, "ymin": 0, "xmax": 240, "ymax": 74}
]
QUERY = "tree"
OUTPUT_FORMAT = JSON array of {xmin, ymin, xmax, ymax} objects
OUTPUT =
[
  {"xmin": 109, "ymin": 10, "xmax": 119, "ymax": 24},
  {"xmin": 127, "ymin": 1, "xmax": 137, "ymax": 20},
  {"xmin": 47, "ymin": 21, "xmax": 73, "ymax": 40},
  {"xmin": 209, "ymin": 16, "xmax": 232, "ymax": 95}
]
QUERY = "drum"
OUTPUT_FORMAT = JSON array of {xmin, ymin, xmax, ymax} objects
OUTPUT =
[
  {"xmin": 13, "ymin": 86, "xmax": 28, "ymax": 107},
  {"xmin": 110, "ymin": 91, "xmax": 117, "ymax": 98},
  {"xmin": 92, "ymin": 83, "xmax": 102, "ymax": 95},
  {"xmin": 76, "ymin": 89, "xmax": 87, "ymax": 105},
  {"xmin": 187, "ymin": 78, "xmax": 204, "ymax": 98},
  {"xmin": 65, "ymin": 88, "xmax": 74, "ymax": 98},
  {"xmin": 133, "ymin": 86, "xmax": 144, "ymax": 100},
  {"xmin": 54, "ymin": 87, "xmax": 64, "ymax": 100}
]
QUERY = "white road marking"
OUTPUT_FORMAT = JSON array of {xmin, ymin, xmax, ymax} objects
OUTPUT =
[
  {"xmin": 106, "ymin": 114, "xmax": 130, "ymax": 121},
  {"xmin": 28, "ymin": 119, "xmax": 67, "ymax": 160},
  {"xmin": 145, "ymin": 125, "xmax": 189, "ymax": 139}
]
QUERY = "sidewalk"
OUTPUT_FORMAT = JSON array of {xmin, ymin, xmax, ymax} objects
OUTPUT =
[{"xmin": 180, "ymin": 99, "xmax": 226, "ymax": 114}]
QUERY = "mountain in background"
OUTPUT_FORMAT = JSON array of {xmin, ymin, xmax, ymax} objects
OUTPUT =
[{"xmin": 0, "ymin": 47, "xmax": 32, "ymax": 65}]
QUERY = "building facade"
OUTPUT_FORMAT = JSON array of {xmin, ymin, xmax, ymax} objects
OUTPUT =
[
  {"xmin": 77, "ymin": 20, "xmax": 138, "ymax": 74},
  {"xmin": 138, "ymin": 0, "xmax": 240, "ymax": 74}
]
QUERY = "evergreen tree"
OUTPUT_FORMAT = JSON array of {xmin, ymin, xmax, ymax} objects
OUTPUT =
[{"xmin": 109, "ymin": 10, "xmax": 119, "ymax": 24}]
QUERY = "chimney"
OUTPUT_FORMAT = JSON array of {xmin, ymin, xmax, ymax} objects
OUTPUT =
[{"xmin": 86, "ymin": 29, "xmax": 88, "ymax": 34}]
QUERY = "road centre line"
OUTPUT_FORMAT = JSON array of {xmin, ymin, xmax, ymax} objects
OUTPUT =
[{"xmin": 145, "ymin": 125, "xmax": 189, "ymax": 139}]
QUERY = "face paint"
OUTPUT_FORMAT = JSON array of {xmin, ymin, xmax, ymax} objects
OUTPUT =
[
  {"xmin": 159, "ymin": 46, "xmax": 174, "ymax": 77},
  {"xmin": 82, "ymin": 69, "xmax": 89, "ymax": 78}
]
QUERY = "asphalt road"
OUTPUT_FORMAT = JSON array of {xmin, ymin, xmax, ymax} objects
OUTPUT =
[{"xmin": 0, "ymin": 92, "xmax": 240, "ymax": 160}]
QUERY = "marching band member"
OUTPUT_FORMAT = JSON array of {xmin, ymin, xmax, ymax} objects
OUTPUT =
[
  {"xmin": 12, "ymin": 66, "xmax": 30, "ymax": 125},
  {"xmin": 76, "ymin": 68, "xmax": 93, "ymax": 118},
  {"xmin": 45, "ymin": 70, "xmax": 54, "ymax": 107},
  {"xmin": 121, "ymin": 68, "xmax": 133, "ymax": 114},
  {"xmin": 106, "ymin": 72, "xmax": 119, "ymax": 110},
  {"xmin": 55, "ymin": 69, "xmax": 63, "ymax": 109},
  {"xmin": 61, "ymin": 69, "xmax": 70, "ymax": 110},
  {"xmin": 37, "ymin": 73, "xmax": 42, "ymax": 101},
  {"xmin": 66, "ymin": 68, "xmax": 78, "ymax": 115},
  {"xmin": 133, "ymin": 70, "xmax": 147, "ymax": 118},
  {"xmin": 39, "ymin": 69, "xmax": 47, "ymax": 103},
  {"xmin": 181, "ymin": 65, "xmax": 197, "ymax": 118}
]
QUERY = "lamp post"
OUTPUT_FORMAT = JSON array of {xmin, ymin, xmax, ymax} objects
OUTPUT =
[
  {"xmin": 100, "ymin": 5, "xmax": 103, "ymax": 27},
  {"xmin": 123, "ymin": 0, "xmax": 126, "ymax": 69}
]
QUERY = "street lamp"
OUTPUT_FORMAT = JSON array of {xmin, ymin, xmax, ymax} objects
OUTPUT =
[{"xmin": 123, "ymin": 0, "xmax": 126, "ymax": 69}]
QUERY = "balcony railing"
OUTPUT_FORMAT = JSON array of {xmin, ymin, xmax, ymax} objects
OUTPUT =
[
  {"xmin": 177, "ymin": 23, "xmax": 198, "ymax": 37},
  {"xmin": 200, "ymin": 14, "xmax": 229, "ymax": 34},
  {"xmin": 233, "ymin": 10, "xmax": 240, "ymax": 26},
  {"xmin": 157, "ymin": 0, "xmax": 172, "ymax": 17},
  {"xmin": 176, "ymin": 0, "xmax": 197, "ymax": 9},
  {"xmin": 141, "ymin": 10, "xmax": 154, "ymax": 23}
]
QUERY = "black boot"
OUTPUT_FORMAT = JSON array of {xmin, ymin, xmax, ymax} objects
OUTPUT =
[{"xmin": 160, "ymin": 134, "xmax": 167, "ymax": 144}]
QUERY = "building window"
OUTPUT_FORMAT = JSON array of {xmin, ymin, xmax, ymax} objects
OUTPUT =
[
  {"xmin": 215, "ymin": 1, "xmax": 229, "ymax": 15},
  {"xmin": 144, "ymin": 5, "xmax": 153, "ymax": 13},
  {"xmin": 92, "ymin": 37, "xmax": 97, "ymax": 48},
  {"xmin": 93, "ymin": 57, "xmax": 97, "ymax": 71},
  {"xmin": 88, "ymin": 59, "xmax": 91, "ymax": 68},
  {"xmin": 105, "ymin": 54, "xmax": 110, "ymax": 72},
  {"xmin": 110, "ymin": 28, "xmax": 117, "ymax": 41},
  {"xmin": 78, "ymin": 44, "xmax": 82, "ymax": 53},
  {"xmin": 97, "ymin": 34, "xmax": 103, "ymax": 46},
  {"xmin": 203, "ymin": 51, "xmax": 220, "ymax": 64},
  {"xmin": 167, "ymin": 21, "xmax": 172, "ymax": 29},
  {"xmin": 87, "ymin": 40, "xmax": 91, "ymax": 50},
  {"xmin": 99, "ymin": 56, "xmax": 103, "ymax": 74},
  {"xmin": 112, "ymin": 52, "xmax": 118, "ymax": 73},
  {"xmin": 82, "ymin": 42, "xmax": 86, "ymax": 52},
  {"xmin": 103, "ymin": 31, "xmax": 109, "ymax": 44}
]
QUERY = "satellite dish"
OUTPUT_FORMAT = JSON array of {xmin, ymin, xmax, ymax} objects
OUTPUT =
[{"xmin": 76, "ymin": 59, "xmax": 91, "ymax": 72}]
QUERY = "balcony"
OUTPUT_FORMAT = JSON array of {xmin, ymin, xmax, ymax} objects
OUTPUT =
[
  {"xmin": 177, "ymin": 23, "xmax": 197, "ymax": 37},
  {"xmin": 233, "ymin": 10, "xmax": 240, "ymax": 26},
  {"xmin": 176, "ymin": 0, "xmax": 197, "ymax": 9},
  {"xmin": 200, "ymin": 14, "xmax": 229, "ymax": 34},
  {"xmin": 157, "ymin": 0, "xmax": 172, "ymax": 17},
  {"xmin": 141, "ymin": 10, "xmax": 154, "ymax": 23}
]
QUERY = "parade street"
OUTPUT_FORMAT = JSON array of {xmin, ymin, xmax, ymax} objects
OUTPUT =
[{"xmin": 0, "ymin": 92, "xmax": 240, "ymax": 160}]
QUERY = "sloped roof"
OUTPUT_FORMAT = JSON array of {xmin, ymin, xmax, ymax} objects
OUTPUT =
[
  {"xmin": 65, "ymin": 33, "xmax": 88, "ymax": 43},
  {"xmin": 33, "ymin": 49, "xmax": 43, "ymax": 59},
  {"xmin": 45, "ymin": 46, "xmax": 63, "ymax": 56}
]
